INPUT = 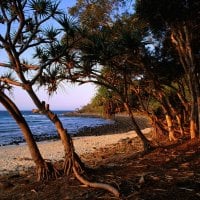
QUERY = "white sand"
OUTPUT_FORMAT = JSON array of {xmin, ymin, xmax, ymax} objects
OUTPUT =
[{"xmin": 0, "ymin": 128, "xmax": 151, "ymax": 175}]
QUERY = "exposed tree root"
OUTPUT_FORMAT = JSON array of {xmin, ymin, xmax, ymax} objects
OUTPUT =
[
  {"xmin": 36, "ymin": 161, "xmax": 62, "ymax": 181},
  {"xmin": 63, "ymin": 136, "xmax": 85, "ymax": 175},
  {"xmin": 73, "ymin": 165, "xmax": 120, "ymax": 198},
  {"xmin": 63, "ymin": 150, "xmax": 120, "ymax": 197},
  {"xmin": 63, "ymin": 153, "xmax": 84, "ymax": 176},
  {"xmin": 63, "ymin": 156, "xmax": 73, "ymax": 176},
  {"xmin": 62, "ymin": 135, "xmax": 120, "ymax": 197}
]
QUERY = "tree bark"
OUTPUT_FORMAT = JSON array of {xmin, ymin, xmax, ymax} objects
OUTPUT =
[
  {"xmin": 24, "ymin": 86, "xmax": 84, "ymax": 172},
  {"xmin": 165, "ymin": 114, "xmax": 176, "ymax": 141},
  {"xmin": 176, "ymin": 114, "xmax": 184, "ymax": 136}
]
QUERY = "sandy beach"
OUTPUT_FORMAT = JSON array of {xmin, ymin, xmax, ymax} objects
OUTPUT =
[{"xmin": 0, "ymin": 128, "xmax": 151, "ymax": 175}]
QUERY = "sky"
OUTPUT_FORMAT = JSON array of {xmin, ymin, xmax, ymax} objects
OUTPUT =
[{"xmin": 0, "ymin": 0, "xmax": 97, "ymax": 111}]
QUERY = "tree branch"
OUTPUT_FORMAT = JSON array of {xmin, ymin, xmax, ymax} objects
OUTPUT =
[
  {"xmin": 0, "ymin": 62, "xmax": 13, "ymax": 69},
  {"xmin": 21, "ymin": 63, "xmax": 39, "ymax": 70},
  {"xmin": 0, "ymin": 77, "xmax": 22, "ymax": 87}
]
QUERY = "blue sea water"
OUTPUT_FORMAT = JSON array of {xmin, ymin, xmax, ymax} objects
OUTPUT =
[{"xmin": 0, "ymin": 110, "xmax": 112, "ymax": 146}]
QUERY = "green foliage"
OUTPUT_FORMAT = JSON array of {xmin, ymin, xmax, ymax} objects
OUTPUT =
[
  {"xmin": 0, "ymin": 0, "xmax": 73, "ymax": 98},
  {"xmin": 79, "ymin": 85, "xmax": 123, "ymax": 114},
  {"xmin": 0, "ymin": 72, "xmax": 16, "ymax": 92},
  {"xmin": 69, "ymin": 0, "xmax": 133, "ymax": 29}
]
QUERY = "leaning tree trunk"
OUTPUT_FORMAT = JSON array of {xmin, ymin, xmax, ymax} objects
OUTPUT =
[
  {"xmin": 188, "ymin": 72, "xmax": 198, "ymax": 139},
  {"xmin": 24, "ymin": 86, "xmax": 84, "ymax": 170},
  {"xmin": 176, "ymin": 114, "xmax": 184, "ymax": 136},
  {"xmin": 0, "ymin": 91, "xmax": 60, "ymax": 181},
  {"xmin": 123, "ymin": 69, "xmax": 153, "ymax": 152},
  {"xmin": 123, "ymin": 102, "xmax": 153, "ymax": 152},
  {"xmin": 24, "ymin": 86, "xmax": 120, "ymax": 197},
  {"xmin": 44, "ymin": 109, "xmax": 84, "ymax": 173}
]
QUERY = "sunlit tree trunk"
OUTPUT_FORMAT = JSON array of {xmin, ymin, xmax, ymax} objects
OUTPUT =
[
  {"xmin": 156, "ymin": 91, "xmax": 177, "ymax": 141},
  {"xmin": 176, "ymin": 114, "xmax": 184, "ymax": 136},
  {"xmin": 165, "ymin": 114, "xmax": 176, "ymax": 141},
  {"xmin": 167, "ymin": 98, "xmax": 185, "ymax": 137},
  {"xmin": 171, "ymin": 24, "xmax": 199, "ymax": 138},
  {"xmin": 0, "ymin": 91, "xmax": 60, "ymax": 180},
  {"xmin": 24, "ymin": 86, "xmax": 84, "ymax": 173}
]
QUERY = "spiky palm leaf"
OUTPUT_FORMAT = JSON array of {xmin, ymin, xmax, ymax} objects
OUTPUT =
[
  {"xmin": 29, "ymin": 0, "xmax": 51, "ymax": 16},
  {"xmin": 37, "ymin": 64, "xmax": 66, "ymax": 96},
  {"xmin": 43, "ymin": 26, "xmax": 60, "ymax": 41},
  {"xmin": 0, "ymin": 72, "xmax": 17, "ymax": 92},
  {"xmin": 56, "ymin": 15, "xmax": 78, "ymax": 37}
]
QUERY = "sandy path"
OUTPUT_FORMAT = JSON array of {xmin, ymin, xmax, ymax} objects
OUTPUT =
[{"xmin": 0, "ymin": 128, "xmax": 151, "ymax": 175}]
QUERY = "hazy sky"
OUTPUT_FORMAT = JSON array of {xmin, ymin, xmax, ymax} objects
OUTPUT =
[
  {"xmin": 0, "ymin": 0, "xmax": 98, "ymax": 111},
  {"xmin": 0, "ymin": 83, "xmax": 96, "ymax": 111}
]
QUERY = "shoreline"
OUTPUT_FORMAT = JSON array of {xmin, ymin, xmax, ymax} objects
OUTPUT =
[
  {"xmin": 0, "ymin": 114, "xmax": 151, "ymax": 146},
  {"xmin": 0, "ymin": 114, "xmax": 151, "ymax": 176},
  {"xmin": 0, "ymin": 127, "xmax": 152, "ymax": 176},
  {"xmin": 75, "ymin": 114, "xmax": 151, "ymax": 137}
]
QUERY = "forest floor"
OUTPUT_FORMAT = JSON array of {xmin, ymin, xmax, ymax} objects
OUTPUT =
[{"xmin": 0, "ymin": 132, "xmax": 200, "ymax": 200}]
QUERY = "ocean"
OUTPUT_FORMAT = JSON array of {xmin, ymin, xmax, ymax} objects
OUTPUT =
[{"xmin": 0, "ymin": 110, "xmax": 112, "ymax": 146}]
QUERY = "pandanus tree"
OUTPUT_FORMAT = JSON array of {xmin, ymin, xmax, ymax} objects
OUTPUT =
[
  {"xmin": 67, "ymin": 0, "xmax": 154, "ymax": 151},
  {"xmin": 135, "ymin": 0, "xmax": 200, "ymax": 138},
  {"xmin": 0, "ymin": 0, "xmax": 119, "ymax": 197},
  {"xmin": 0, "ymin": 0, "xmax": 82, "ymax": 179},
  {"xmin": 68, "ymin": 0, "xmax": 197, "ymax": 142},
  {"xmin": 58, "ymin": 15, "xmax": 154, "ymax": 151},
  {"xmin": 0, "ymin": 0, "xmax": 79, "ymax": 178}
]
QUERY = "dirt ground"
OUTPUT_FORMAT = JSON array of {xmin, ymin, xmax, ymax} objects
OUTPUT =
[{"xmin": 0, "ymin": 134, "xmax": 200, "ymax": 200}]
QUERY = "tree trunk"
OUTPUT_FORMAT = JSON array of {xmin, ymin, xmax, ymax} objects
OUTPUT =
[
  {"xmin": 176, "ymin": 114, "xmax": 184, "ymax": 136},
  {"xmin": 167, "ymin": 98, "xmax": 184, "ymax": 137},
  {"xmin": 123, "ymin": 102, "xmax": 153, "ymax": 152},
  {"xmin": 198, "ymin": 94, "xmax": 200, "ymax": 137},
  {"xmin": 0, "ymin": 91, "xmax": 60, "ymax": 180},
  {"xmin": 149, "ymin": 114, "xmax": 168, "ymax": 140},
  {"xmin": 26, "ymin": 88, "xmax": 121, "ymax": 196},
  {"xmin": 165, "ymin": 114, "xmax": 176, "ymax": 141},
  {"xmin": 194, "ymin": 73, "xmax": 200, "ymax": 137},
  {"xmin": 171, "ymin": 24, "xmax": 199, "ymax": 139},
  {"xmin": 24, "ymin": 86, "xmax": 84, "ymax": 172},
  {"xmin": 156, "ymin": 91, "xmax": 177, "ymax": 141},
  {"xmin": 188, "ymin": 73, "xmax": 198, "ymax": 139},
  {"xmin": 45, "ymin": 110, "xmax": 84, "ymax": 173}
]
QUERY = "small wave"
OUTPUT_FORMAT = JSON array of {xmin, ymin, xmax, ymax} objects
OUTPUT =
[{"xmin": 0, "ymin": 111, "xmax": 112, "ymax": 145}]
